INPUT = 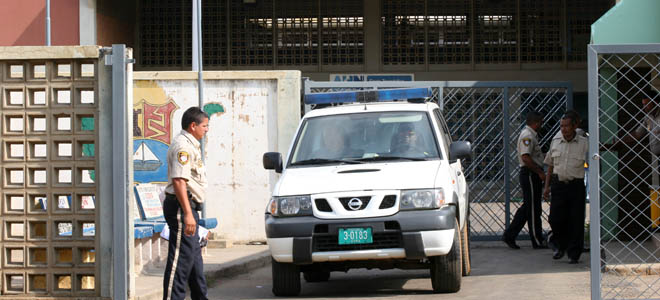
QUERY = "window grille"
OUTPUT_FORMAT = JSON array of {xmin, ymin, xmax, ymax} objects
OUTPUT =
[
  {"xmin": 139, "ymin": 0, "xmax": 184, "ymax": 67},
  {"xmin": 230, "ymin": 0, "xmax": 274, "ymax": 66},
  {"xmin": 520, "ymin": 1, "xmax": 562, "ymax": 63},
  {"xmin": 275, "ymin": 1, "xmax": 319, "ymax": 65},
  {"xmin": 382, "ymin": 0, "xmax": 425, "ymax": 65},
  {"xmin": 474, "ymin": 0, "xmax": 517, "ymax": 64},
  {"xmin": 427, "ymin": 0, "xmax": 471, "ymax": 65},
  {"xmin": 321, "ymin": 0, "xmax": 364, "ymax": 65}
]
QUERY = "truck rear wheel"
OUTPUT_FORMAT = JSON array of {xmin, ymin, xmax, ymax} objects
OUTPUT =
[
  {"xmin": 461, "ymin": 219, "xmax": 472, "ymax": 276},
  {"xmin": 430, "ymin": 218, "xmax": 462, "ymax": 293},
  {"xmin": 271, "ymin": 258, "xmax": 301, "ymax": 296}
]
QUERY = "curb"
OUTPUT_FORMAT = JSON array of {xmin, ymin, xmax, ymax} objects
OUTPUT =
[
  {"xmin": 604, "ymin": 263, "xmax": 660, "ymax": 276},
  {"xmin": 135, "ymin": 250, "xmax": 271, "ymax": 300},
  {"xmin": 205, "ymin": 250, "xmax": 271, "ymax": 282}
]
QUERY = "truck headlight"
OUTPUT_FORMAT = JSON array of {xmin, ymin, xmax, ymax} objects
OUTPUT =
[
  {"xmin": 266, "ymin": 195, "xmax": 312, "ymax": 217},
  {"xmin": 400, "ymin": 188, "xmax": 445, "ymax": 210}
]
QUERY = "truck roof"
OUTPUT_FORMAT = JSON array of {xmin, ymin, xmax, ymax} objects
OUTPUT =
[{"xmin": 304, "ymin": 101, "xmax": 438, "ymax": 119}]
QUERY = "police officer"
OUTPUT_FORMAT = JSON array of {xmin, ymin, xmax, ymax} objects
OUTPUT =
[
  {"xmin": 502, "ymin": 111, "xmax": 547, "ymax": 249},
  {"xmin": 543, "ymin": 112, "xmax": 589, "ymax": 264},
  {"xmin": 548, "ymin": 109, "xmax": 587, "ymax": 252},
  {"xmin": 163, "ymin": 107, "xmax": 209, "ymax": 300}
]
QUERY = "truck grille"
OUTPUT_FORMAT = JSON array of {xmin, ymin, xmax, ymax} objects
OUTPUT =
[
  {"xmin": 338, "ymin": 196, "xmax": 371, "ymax": 211},
  {"xmin": 378, "ymin": 195, "xmax": 397, "ymax": 209},
  {"xmin": 312, "ymin": 232, "xmax": 402, "ymax": 252}
]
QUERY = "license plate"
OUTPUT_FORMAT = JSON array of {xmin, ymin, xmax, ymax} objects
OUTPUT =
[{"xmin": 338, "ymin": 227, "xmax": 373, "ymax": 245}]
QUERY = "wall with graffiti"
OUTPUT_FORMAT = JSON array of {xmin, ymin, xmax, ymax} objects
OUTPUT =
[{"xmin": 133, "ymin": 71, "xmax": 301, "ymax": 242}]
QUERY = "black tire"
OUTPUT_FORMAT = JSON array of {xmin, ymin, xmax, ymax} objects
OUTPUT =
[
  {"xmin": 430, "ymin": 218, "xmax": 462, "ymax": 293},
  {"xmin": 271, "ymin": 258, "xmax": 301, "ymax": 296},
  {"xmin": 461, "ymin": 219, "xmax": 472, "ymax": 276},
  {"xmin": 303, "ymin": 270, "xmax": 330, "ymax": 283}
]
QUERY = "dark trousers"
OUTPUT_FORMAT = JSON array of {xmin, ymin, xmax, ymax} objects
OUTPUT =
[
  {"xmin": 504, "ymin": 167, "xmax": 545, "ymax": 247},
  {"xmin": 162, "ymin": 194, "xmax": 208, "ymax": 300},
  {"xmin": 549, "ymin": 178, "xmax": 586, "ymax": 261}
]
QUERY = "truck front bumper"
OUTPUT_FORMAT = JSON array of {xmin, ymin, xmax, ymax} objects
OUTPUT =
[{"xmin": 265, "ymin": 206, "xmax": 456, "ymax": 264}]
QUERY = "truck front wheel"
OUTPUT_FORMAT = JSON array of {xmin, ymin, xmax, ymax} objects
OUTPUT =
[
  {"xmin": 430, "ymin": 218, "xmax": 462, "ymax": 293},
  {"xmin": 272, "ymin": 258, "xmax": 301, "ymax": 296}
]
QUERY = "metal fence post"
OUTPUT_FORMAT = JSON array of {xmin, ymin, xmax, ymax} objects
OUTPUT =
[
  {"xmin": 587, "ymin": 44, "xmax": 602, "ymax": 300},
  {"xmin": 503, "ymin": 87, "xmax": 511, "ymax": 228},
  {"xmin": 111, "ymin": 44, "xmax": 129, "ymax": 300}
]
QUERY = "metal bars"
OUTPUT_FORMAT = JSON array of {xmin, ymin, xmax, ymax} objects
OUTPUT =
[
  {"xmin": 136, "ymin": 0, "xmax": 610, "ymax": 69},
  {"xmin": 320, "ymin": 0, "xmax": 364, "ymax": 65},
  {"xmin": 381, "ymin": 0, "xmax": 426, "ymax": 65},
  {"xmin": 519, "ymin": 1, "xmax": 562, "ymax": 63},
  {"xmin": 426, "ymin": 0, "xmax": 471, "ymax": 65},
  {"xmin": 588, "ymin": 44, "xmax": 660, "ymax": 300},
  {"xmin": 275, "ymin": 0, "xmax": 319, "ymax": 65},
  {"xmin": 303, "ymin": 80, "xmax": 571, "ymax": 241}
]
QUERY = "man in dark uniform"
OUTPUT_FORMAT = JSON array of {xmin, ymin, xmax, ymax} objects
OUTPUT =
[
  {"xmin": 543, "ymin": 112, "xmax": 589, "ymax": 264},
  {"xmin": 163, "ymin": 107, "xmax": 209, "ymax": 300},
  {"xmin": 502, "ymin": 111, "xmax": 547, "ymax": 249}
]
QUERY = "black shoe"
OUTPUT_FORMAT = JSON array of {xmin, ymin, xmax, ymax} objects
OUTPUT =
[
  {"xmin": 502, "ymin": 236, "xmax": 520, "ymax": 249},
  {"xmin": 533, "ymin": 241, "xmax": 549, "ymax": 249},
  {"xmin": 568, "ymin": 258, "xmax": 579, "ymax": 264},
  {"xmin": 552, "ymin": 250, "xmax": 565, "ymax": 260}
]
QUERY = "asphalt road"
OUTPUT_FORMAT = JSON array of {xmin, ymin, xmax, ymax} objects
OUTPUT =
[{"xmin": 207, "ymin": 242, "xmax": 591, "ymax": 300}]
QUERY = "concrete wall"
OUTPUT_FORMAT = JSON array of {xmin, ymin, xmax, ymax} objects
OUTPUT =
[
  {"xmin": 133, "ymin": 71, "xmax": 301, "ymax": 242},
  {"xmin": 0, "ymin": 0, "xmax": 80, "ymax": 46}
]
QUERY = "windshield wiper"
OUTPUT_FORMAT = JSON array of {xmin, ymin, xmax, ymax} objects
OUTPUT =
[
  {"xmin": 355, "ymin": 156, "xmax": 428, "ymax": 162},
  {"xmin": 291, "ymin": 158, "xmax": 364, "ymax": 166}
]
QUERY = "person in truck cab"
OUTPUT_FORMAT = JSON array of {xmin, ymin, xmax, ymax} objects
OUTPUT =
[
  {"xmin": 390, "ymin": 123, "xmax": 428, "ymax": 157},
  {"xmin": 316, "ymin": 126, "xmax": 362, "ymax": 159}
]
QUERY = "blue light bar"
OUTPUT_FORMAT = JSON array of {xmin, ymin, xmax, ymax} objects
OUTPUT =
[{"xmin": 304, "ymin": 87, "xmax": 432, "ymax": 105}]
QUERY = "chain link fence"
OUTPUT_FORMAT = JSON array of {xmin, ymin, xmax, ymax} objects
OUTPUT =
[
  {"xmin": 589, "ymin": 44, "xmax": 660, "ymax": 300},
  {"xmin": 304, "ymin": 80, "xmax": 571, "ymax": 241}
]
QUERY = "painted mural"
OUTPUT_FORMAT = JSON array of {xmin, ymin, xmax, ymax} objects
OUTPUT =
[
  {"xmin": 133, "ymin": 81, "xmax": 226, "ymax": 184},
  {"xmin": 133, "ymin": 81, "xmax": 178, "ymax": 183}
]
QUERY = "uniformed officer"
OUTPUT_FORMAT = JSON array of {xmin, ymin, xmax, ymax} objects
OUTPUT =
[
  {"xmin": 548, "ymin": 109, "xmax": 586, "ymax": 252},
  {"xmin": 163, "ymin": 107, "xmax": 209, "ymax": 300},
  {"xmin": 543, "ymin": 112, "xmax": 589, "ymax": 264},
  {"xmin": 553, "ymin": 110, "xmax": 587, "ymax": 139},
  {"xmin": 502, "ymin": 111, "xmax": 547, "ymax": 249}
]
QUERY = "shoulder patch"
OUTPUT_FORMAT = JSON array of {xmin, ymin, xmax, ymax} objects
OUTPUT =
[
  {"xmin": 177, "ymin": 151, "xmax": 190, "ymax": 165},
  {"xmin": 522, "ymin": 138, "xmax": 531, "ymax": 146}
]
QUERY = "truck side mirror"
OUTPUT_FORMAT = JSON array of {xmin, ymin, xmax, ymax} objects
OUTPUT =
[
  {"xmin": 263, "ymin": 152, "xmax": 283, "ymax": 173},
  {"xmin": 449, "ymin": 141, "xmax": 472, "ymax": 161}
]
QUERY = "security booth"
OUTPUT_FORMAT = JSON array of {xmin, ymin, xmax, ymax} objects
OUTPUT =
[{"xmin": 588, "ymin": 0, "xmax": 660, "ymax": 299}]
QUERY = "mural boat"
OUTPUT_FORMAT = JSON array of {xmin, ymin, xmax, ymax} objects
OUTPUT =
[{"xmin": 134, "ymin": 141, "xmax": 162, "ymax": 171}]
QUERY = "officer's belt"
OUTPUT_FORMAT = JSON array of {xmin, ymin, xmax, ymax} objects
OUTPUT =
[
  {"xmin": 165, "ymin": 192, "xmax": 203, "ymax": 211},
  {"xmin": 551, "ymin": 174, "xmax": 583, "ymax": 185}
]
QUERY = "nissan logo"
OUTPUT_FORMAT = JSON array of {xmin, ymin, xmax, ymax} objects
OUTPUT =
[{"xmin": 348, "ymin": 198, "xmax": 363, "ymax": 211}]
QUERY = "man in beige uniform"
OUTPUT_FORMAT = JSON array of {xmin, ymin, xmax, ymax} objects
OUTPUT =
[
  {"xmin": 502, "ymin": 111, "xmax": 547, "ymax": 249},
  {"xmin": 543, "ymin": 112, "xmax": 588, "ymax": 264},
  {"xmin": 163, "ymin": 107, "xmax": 209, "ymax": 300}
]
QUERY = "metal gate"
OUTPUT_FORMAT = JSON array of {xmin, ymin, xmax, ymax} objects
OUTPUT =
[
  {"xmin": 304, "ymin": 80, "xmax": 572, "ymax": 240},
  {"xmin": 0, "ymin": 45, "xmax": 132, "ymax": 299},
  {"xmin": 588, "ymin": 44, "xmax": 660, "ymax": 300}
]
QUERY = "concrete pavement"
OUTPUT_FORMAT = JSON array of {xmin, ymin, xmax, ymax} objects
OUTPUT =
[
  {"xmin": 206, "ymin": 240, "xmax": 593, "ymax": 299},
  {"xmin": 134, "ymin": 244, "xmax": 270, "ymax": 300}
]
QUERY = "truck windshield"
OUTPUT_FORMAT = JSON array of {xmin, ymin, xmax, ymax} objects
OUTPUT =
[{"xmin": 289, "ymin": 111, "xmax": 440, "ymax": 166}]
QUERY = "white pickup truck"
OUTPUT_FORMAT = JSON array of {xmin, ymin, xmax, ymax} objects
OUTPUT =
[{"xmin": 263, "ymin": 98, "xmax": 472, "ymax": 296}]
